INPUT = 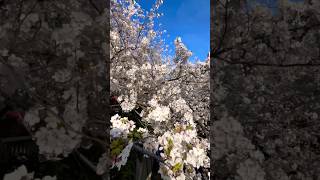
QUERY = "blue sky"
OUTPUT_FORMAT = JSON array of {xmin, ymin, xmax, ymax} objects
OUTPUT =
[{"xmin": 137, "ymin": 0, "xmax": 210, "ymax": 62}]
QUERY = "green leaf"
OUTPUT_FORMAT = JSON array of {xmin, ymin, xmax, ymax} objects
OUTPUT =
[
  {"xmin": 164, "ymin": 138, "xmax": 174, "ymax": 156},
  {"xmin": 111, "ymin": 138, "xmax": 126, "ymax": 157},
  {"xmin": 186, "ymin": 125, "xmax": 193, "ymax": 130},
  {"xmin": 172, "ymin": 163, "xmax": 183, "ymax": 173},
  {"xmin": 57, "ymin": 122, "xmax": 65, "ymax": 129},
  {"xmin": 127, "ymin": 129, "xmax": 143, "ymax": 141},
  {"xmin": 186, "ymin": 143, "xmax": 193, "ymax": 150}
]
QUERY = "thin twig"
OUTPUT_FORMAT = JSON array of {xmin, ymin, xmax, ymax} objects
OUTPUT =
[
  {"xmin": 0, "ymin": 136, "xmax": 32, "ymax": 143},
  {"xmin": 132, "ymin": 143, "xmax": 169, "ymax": 167},
  {"xmin": 75, "ymin": 149, "xmax": 97, "ymax": 172}
]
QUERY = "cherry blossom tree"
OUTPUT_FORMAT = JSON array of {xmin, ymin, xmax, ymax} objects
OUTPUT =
[{"xmin": 107, "ymin": 0, "xmax": 210, "ymax": 179}]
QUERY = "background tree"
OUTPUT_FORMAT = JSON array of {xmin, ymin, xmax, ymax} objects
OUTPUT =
[
  {"xmin": 0, "ymin": 0, "xmax": 108, "ymax": 179},
  {"xmin": 211, "ymin": 0, "xmax": 320, "ymax": 179}
]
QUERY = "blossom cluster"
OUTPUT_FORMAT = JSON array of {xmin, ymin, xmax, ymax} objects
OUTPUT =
[
  {"xmin": 107, "ymin": 114, "xmax": 149, "ymax": 171},
  {"xmin": 3, "ymin": 165, "xmax": 56, "ymax": 180},
  {"xmin": 23, "ymin": 88, "xmax": 87, "ymax": 160}
]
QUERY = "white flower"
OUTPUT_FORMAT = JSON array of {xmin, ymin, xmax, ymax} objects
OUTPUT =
[
  {"xmin": 148, "ymin": 98, "xmax": 158, "ymax": 107},
  {"xmin": 145, "ymin": 105, "xmax": 170, "ymax": 122},
  {"xmin": 137, "ymin": 127, "xmax": 149, "ymax": 138},
  {"xmin": 186, "ymin": 146, "xmax": 208, "ymax": 169},
  {"xmin": 3, "ymin": 165, "xmax": 32, "ymax": 180},
  {"xmin": 44, "ymin": 115, "xmax": 60, "ymax": 129},
  {"xmin": 174, "ymin": 37, "xmax": 192, "ymax": 63},
  {"xmin": 35, "ymin": 126, "xmax": 81, "ymax": 159},
  {"xmin": 117, "ymin": 95, "xmax": 123, "ymax": 102},
  {"xmin": 141, "ymin": 37, "xmax": 150, "ymax": 47},
  {"xmin": 52, "ymin": 69, "xmax": 71, "ymax": 82},
  {"xmin": 110, "ymin": 115, "xmax": 136, "ymax": 138},
  {"xmin": 4, "ymin": 165, "xmax": 57, "ymax": 180},
  {"xmin": 176, "ymin": 173, "xmax": 186, "ymax": 180},
  {"xmin": 24, "ymin": 107, "xmax": 41, "ymax": 127},
  {"xmin": 118, "ymin": 91, "xmax": 137, "ymax": 112},
  {"xmin": 7, "ymin": 54, "xmax": 27, "ymax": 69}
]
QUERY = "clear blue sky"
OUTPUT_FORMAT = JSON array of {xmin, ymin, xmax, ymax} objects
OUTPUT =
[{"xmin": 137, "ymin": 0, "xmax": 210, "ymax": 62}]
